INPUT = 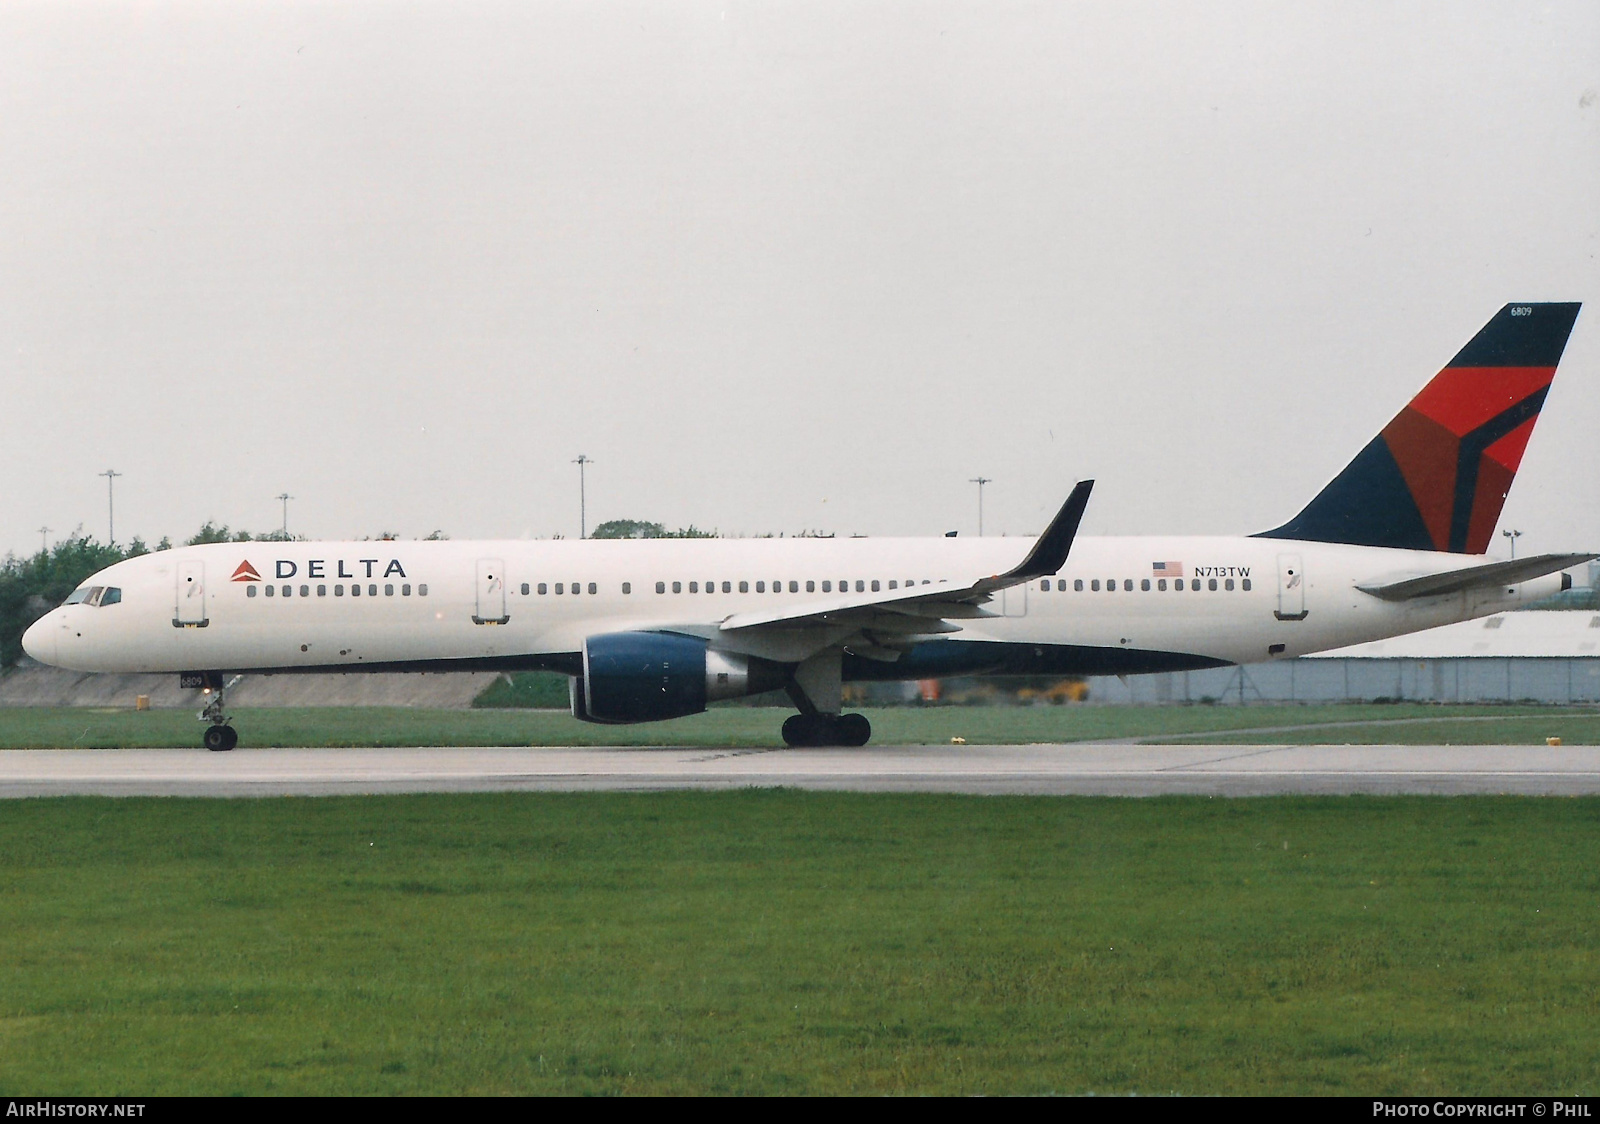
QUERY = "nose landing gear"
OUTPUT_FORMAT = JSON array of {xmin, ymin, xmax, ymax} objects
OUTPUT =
[{"xmin": 196, "ymin": 674, "xmax": 242, "ymax": 752}]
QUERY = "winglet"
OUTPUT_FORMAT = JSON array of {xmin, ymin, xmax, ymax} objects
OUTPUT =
[{"xmin": 990, "ymin": 480, "xmax": 1094, "ymax": 586}]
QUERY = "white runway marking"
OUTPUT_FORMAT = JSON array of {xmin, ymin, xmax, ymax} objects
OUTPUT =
[{"xmin": 2, "ymin": 744, "xmax": 1599, "ymax": 796}]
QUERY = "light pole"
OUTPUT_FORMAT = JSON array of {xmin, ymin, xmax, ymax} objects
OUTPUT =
[
  {"xmin": 98, "ymin": 469, "xmax": 122, "ymax": 544},
  {"xmin": 38, "ymin": 526, "xmax": 50, "ymax": 554},
  {"xmin": 969, "ymin": 477, "xmax": 991, "ymax": 537},
  {"xmin": 1502, "ymin": 528, "xmax": 1522, "ymax": 559},
  {"xmin": 277, "ymin": 493, "xmax": 292, "ymax": 539},
  {"xmin": 573, "ymin": 455, "xmax": 592, "ymax": 538}
]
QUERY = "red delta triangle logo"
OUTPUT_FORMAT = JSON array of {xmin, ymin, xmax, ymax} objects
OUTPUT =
[{"xmin": 231, "ymin": 561, "xmax": 262, "ymax": 582}]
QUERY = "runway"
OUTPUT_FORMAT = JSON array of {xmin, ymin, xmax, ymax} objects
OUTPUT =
[{"xmin": 2, "ymin": 743, "xmax": 1599, "ymax": 797}]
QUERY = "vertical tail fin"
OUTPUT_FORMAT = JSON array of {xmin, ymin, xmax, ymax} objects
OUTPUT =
[{"xmin": 1256, "ymin": 302, "xmax": 1581, "ymax": 553}]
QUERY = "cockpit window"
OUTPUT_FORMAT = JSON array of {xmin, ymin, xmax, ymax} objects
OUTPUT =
[{"xmin": 62, "ymin": 586, "xmax": 120, "ymax": 607}]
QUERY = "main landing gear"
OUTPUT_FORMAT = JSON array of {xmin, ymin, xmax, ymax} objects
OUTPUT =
[
  {"xmin": 780, "ymin": 650, "xmax": 871, "ymax": 747},
  {"xmin": 781, "ymin": 712, "xmax": 872, "ymax": 747},
  {"xmin": 198, "ymin": 675, "xmax": 241, "ymax": 752}
]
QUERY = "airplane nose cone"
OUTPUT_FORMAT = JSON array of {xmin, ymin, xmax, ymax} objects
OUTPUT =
[{"xmin": 21, "ymin": 613, "xmax": 57, "ymax": 665}]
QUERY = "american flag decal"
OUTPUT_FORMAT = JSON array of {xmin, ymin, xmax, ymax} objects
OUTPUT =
[{"xmin": 1152, "ymin": 561, "xmax": 1184, "ymax": 577}]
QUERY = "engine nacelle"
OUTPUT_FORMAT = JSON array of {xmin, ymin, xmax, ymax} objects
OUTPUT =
[{"xmin": 571, "ymin": 631, "xmax": 787, "ymax": 724}]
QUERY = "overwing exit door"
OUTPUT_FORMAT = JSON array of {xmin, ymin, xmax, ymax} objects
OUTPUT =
[{"xmin": 473, "ymin": 558, "xmax": 509, "ymax": 625}]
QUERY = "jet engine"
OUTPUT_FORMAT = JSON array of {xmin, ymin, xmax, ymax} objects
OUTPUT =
[{"xmin": 571, "ymin": 631, "xmax": 788, "ymax": 724}]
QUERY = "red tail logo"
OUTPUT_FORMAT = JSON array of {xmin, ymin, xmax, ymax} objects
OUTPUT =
[
  {"xmin": 231, "ymin": 561, "xmax": 262, "ymax": 582},
  {"xmin": 1259, "ymin": 303, "xmax": 1580, "ymax": 554}
]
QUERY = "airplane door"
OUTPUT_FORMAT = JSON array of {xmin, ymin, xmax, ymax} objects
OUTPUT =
[
  {"xmin": 174, "ymin": 561, "xmax": 208, "ymax": 627},
  {"xmin": 1002, "ymin": 584, "xmax": 1028, "ymax": 618},
  {"xmin": 1275, "ymin": 554, "xmax": 1308, "ymax": 621},
  {"xmin": 474, "ymin": 558, "xmax": 508, "ymax": 625}
]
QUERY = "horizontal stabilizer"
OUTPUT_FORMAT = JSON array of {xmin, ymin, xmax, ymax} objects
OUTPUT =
[{"xmin": 1356, "ymin": 552, "xmax": 1596, "ymax": 602}]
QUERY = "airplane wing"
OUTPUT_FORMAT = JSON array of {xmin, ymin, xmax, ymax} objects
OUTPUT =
[
  {"xmin": 1356, "ymin": 552, "xmax": 1596, "ymax": 602},
  {"xmin": 718, "ymin": 480, "xmax": 1094, "ymax": 637}
]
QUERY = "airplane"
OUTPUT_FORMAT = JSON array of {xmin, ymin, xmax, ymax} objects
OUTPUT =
[{"xmin": 22, "ymin": 302, "xmax": 1591, "ymax": 752}]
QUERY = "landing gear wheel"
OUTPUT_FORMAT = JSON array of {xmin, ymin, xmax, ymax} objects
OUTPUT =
[
  {"xmin": 837, "ymin": 713, "xmax": 872, "ymax": 747},
  {"xmin": 781, "ymin": 713, "xmax": 872, "ymax": 747},
  {"xmin": 204, "ymin": 725, "xmax": 238, "ymax": 752},
  {"xmin": 782, "ymin": 714, "xmax": 819, "ymax": 747}
]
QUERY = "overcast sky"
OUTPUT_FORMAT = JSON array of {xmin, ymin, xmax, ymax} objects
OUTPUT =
[{"xmin": 2, "ymin": 1, "xmax": 1596, "ymax": 557}]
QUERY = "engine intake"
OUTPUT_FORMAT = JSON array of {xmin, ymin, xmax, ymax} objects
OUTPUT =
[{"xmin": 572, "ymin": 631, "xmax": 787, "ymax": 724}]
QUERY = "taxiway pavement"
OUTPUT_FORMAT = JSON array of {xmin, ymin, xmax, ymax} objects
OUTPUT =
[{"xmin": 2, "ymin": 743, "xmax": 1599, "ymax": 797}]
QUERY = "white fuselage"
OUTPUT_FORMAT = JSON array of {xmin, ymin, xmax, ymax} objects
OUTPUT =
[{"xmin": 22, "ymin": 535, "xmax": 1563, "ymax": 677}]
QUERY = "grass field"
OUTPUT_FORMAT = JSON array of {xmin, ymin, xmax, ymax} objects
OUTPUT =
[
  {"xmin": 1, "ymin": 792, "xmax": 1596, "ymax": 1095},
  {"xmin": 1, "ymin": 702, "xmax": 1599, "ymax": 748}
]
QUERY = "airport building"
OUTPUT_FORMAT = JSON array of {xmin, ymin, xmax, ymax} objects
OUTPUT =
[{"xmin": 1083, "ymin": 609, "xmax": 1600, "ymax": 705}]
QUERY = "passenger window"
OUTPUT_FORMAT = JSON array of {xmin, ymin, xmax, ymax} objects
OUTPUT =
[
  {"xmin": 822, "ymin": 581, "xmax": 832, "ymax": 592},
  {"xmin": 1208, "ymin": 578, "xmax": 1218, "ymax": 591},
  {"xmin": 705, "ymin": 581, "xmax": 714, "ymax": 594},
  {"xmin": 283, "ymin": 585, "xmax": 292, "ymax": 597},
  {"xmin": 588, "ymin": 583, "xmax": 597, "ymax": 595},
  {"xmin": 247, "ymin": 585, "xmax": 257, "ymax": 598},
  {"xmin": 1041, "ymin": 581, "xmax": 1050, "ymax": 592},
  {"xmin": 521, "ymin": 583, "xmax": 529, "ymax": 596},
  {"xmin": 789, "ymin": 581, "xmax": 799, "ymax": 593},
  {"xmin": 1074, "ymin": 579, "xmax": 1084, "ymax": 591},
  {"xmin": 1190, "ymin": 579, "xmax": 1200, "ymax": 591},
  {"xmin": 855, "ymin": 580, "xmax": 864, "ymax": 592},
  {"xmin": 555, "ymin": 583, "xmax": 564, "ymax": 594},
  {"xmin": 266, "ymin": 585, "xmax": 275, "ymax": 597},
  {"xmin": 571, "ymin": 581, "xmax": 581, "ymax": 595},
  {"xmin": 689, "ymin": 582, "xmax": 699, "ymax": 593},
  {"xmin": 1242, "ymin": 578, "xmax": 1252, "ymax": 591},
  {"xmin": 1123, "ymin": 579, "xmax": 1133, "ymax": 592},
  {"xmin": 672, "ymin": 581, "xmax": 682, "ymax": 593},
  {"xmin": 419, "ymin": 584, "xmax": 428, "ymax": 596},
  {"xmin": 1141, "ymin": 579, "xmax": 1150, "ymax": 591},
  {"xmin": 385, "ymin": 584, "xmax": 394, "ymax": 596},
  {"xmin": 1225, "ymin": 578, "xmax": 1234, "ymax": 591},
  {"xmin": 335, "ymin": 584, "xmax": 344, "ymax": 596},
  {"xmin": 318, "ymin": 584, "xmax": 327, "ymax": 597},
  {"xmin": 756, "ymin": 581, "xmax": 765, "ymax": 593},
  {"xmin": 889, "ymin": 580, "xmax": 898, "ymax": 590},
  {"xmin": 401, "ymin": 584, "xmax": 410, "ymax": 596},
  {"xmin": 871, "ymin": 580, "xmax": 880, "ymax": 592},
  {"xmin": 302, "ymin": 585, "xmax": 311, "ymax": 597},
  {"xmin": 806, "ymin": 581, "xmax": 815, "ymax": 592},
  {"xmin": 1157, "ymin": 579, "xmax": 1166, "ymax": 591},
  {"xmin": 368, "ymin": 584, "xmax": 377, "ymax": 596},
  {"xmin": 622, "ymin": 582, "xmax": 631, "ymax": 594},
  {"xmin": 538, "ymin": 583, "xmax": 548, "ymax": 595},
  {"xmin": 739, "ymin": 581, "xmax": 748, "ymax": 593},
  {"xmin": 773, "ymin": 580, "xmax": 782, "ymax": 593},
  {"xmin": 1091, "ymin": 579, "xmax": 1100, "ymax": 591}
]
